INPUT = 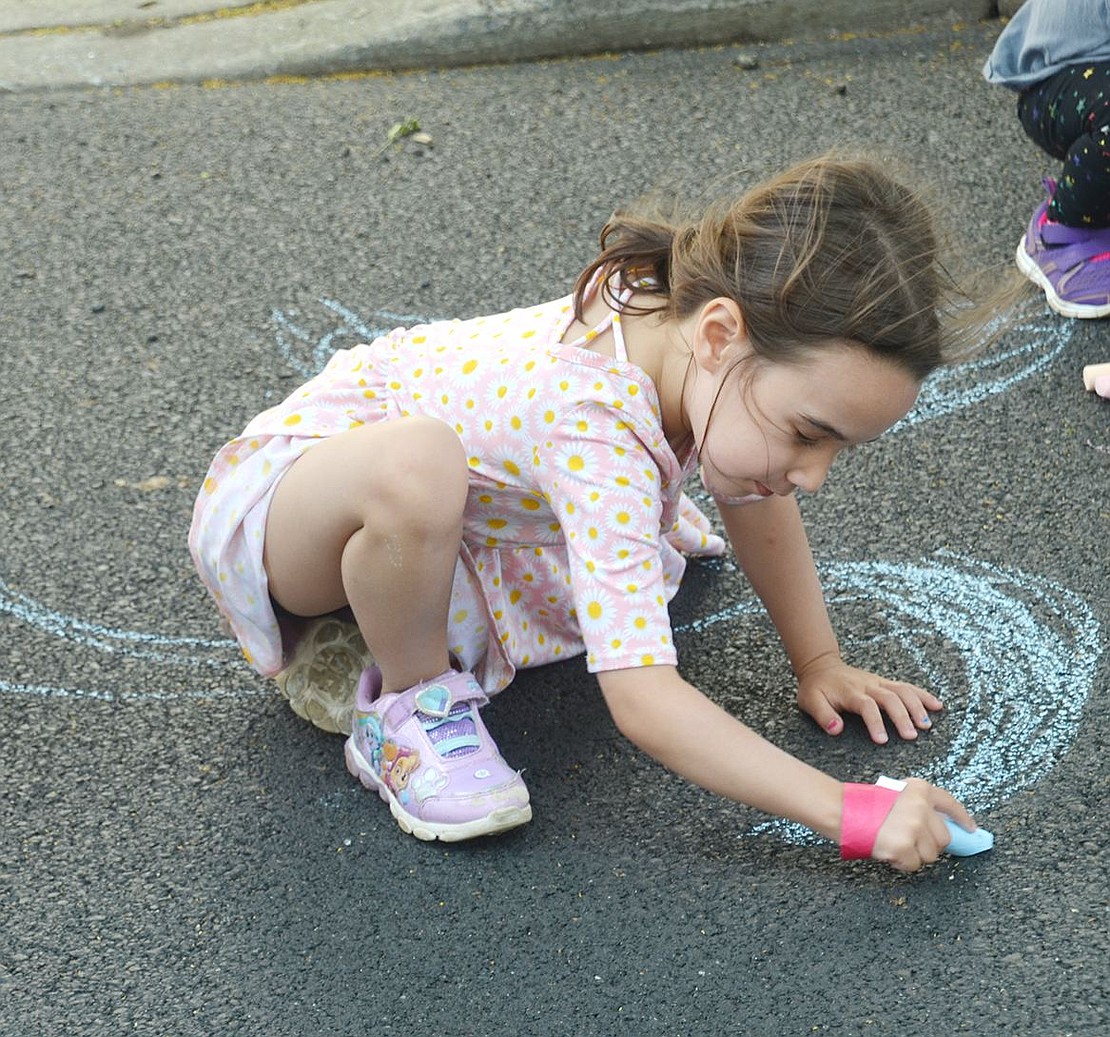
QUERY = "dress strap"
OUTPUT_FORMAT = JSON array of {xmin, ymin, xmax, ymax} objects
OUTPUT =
[
  {"xmin": 610, "ymin": 307, "xmax": 630, "ymax": 363},
  {"xmin": 564, "ymin": 272, "xmax": 633, "ymax": 362}
]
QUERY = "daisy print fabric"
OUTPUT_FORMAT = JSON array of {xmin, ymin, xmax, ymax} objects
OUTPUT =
[{"xmin": 190, "ymin": 287, "xmax": 726, "ymax": 691}]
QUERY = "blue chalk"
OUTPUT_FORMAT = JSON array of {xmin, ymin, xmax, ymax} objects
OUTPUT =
[
  {"xmin": 876, "ymin": 777, "xmax": 994, "ymax": 857},
  {"xmin": 943, "ymin": 817, "xmax": 994, "ymax": 856}
]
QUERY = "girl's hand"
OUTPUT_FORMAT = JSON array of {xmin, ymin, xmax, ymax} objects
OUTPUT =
[
  {"xmin": 870, "ymin": 779, "xmax": 976, "ymax": 872},
  {"xmin": 795, "ymin": 652, "xmax": 942, "ymax": 744}
]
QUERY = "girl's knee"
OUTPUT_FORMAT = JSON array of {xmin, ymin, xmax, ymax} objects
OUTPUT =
[
  {"xmin": 382, "ymin": 417, "xmax": 467, "ymax": 490},
  {"xmin": 358, "ymin": 417, "xmax": 468, "ymax": 530}
]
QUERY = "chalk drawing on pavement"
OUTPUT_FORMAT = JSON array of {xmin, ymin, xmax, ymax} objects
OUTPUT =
[
  {"xmin": 894, "ymin": 303, "xmax": 1075, "ymax": 431},
  {"xmin": 3, "ymin": 552, "xmax": 1100, "ymax": 842},
  {"xmin": 0, "ymin": 576, "xmax": 231, "ymax": 667},
  {"xmin": 0, "ymin": 301, "xmax": 1093, "ymax": 820},
  {"xmin": 677, "ymin": 552, "xmax": 1100, "ymax": 846},
  {"xmin": 0, "ymin": 576, "xmax": 260, "ymax": 702},
  {"xmin": 0, "ymin": 676, "xmax": 265, "ymax": 703},
  {"xmin": 273, "ymin": 298, "xmax": 430, "ymax": 380}
]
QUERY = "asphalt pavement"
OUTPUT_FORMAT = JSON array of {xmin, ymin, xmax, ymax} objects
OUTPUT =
[{"xmin": 2, "ymin": 9, "xmax": 1108, "ymax": 1037}]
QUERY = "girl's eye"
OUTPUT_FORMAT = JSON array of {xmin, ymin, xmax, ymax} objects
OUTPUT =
[{"xmin": 795, "ymin": 431, "xmax": 821, "ymax": 447}]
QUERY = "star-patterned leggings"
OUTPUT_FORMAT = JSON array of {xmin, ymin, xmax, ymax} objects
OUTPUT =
[{"xmin": 1017, "ymin": 61, "xmax": 1110, "ymax": 228}]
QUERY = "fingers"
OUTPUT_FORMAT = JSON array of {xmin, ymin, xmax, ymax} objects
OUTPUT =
[
  {"xmin": 929, "ymin": 786, "xmax": 977, "ymax": 832},
  {"xmin": 865, "ymin": 680, "xmax": 945, "ymax": 743},
  {"xmin": 879, "ymin": 836, "xmax": 937, "ymax": 874},
  {"xmin": 871, "ymin": 690, "xmax": 913, "ymax": 742},
  {"xmin": 926, "ymin": 806, "xmax": 953, "ymax": 851},
  {"xmin": 799, "ymin": 666, "xmax": 944, "ymax": 743},
  {"xmin": 872, "ymin": 780, "xmax": 960, "ymax": 872},
  {"xmin": 878, "ymin": 679, "xmax": 945, "ymax": 738},
  {"xmin": 815, "ymin": 694, "xmax": 916, "ymax": 744},
  {"xmin": 891, "ymin": 679, "xmax": 942, "ymax": 729},
  {"xmin": 913, "ymin": 834, "xmax": 944, "ymax": 871},
  {"xmin": 858, "ymin": 698, "xmax": 891, "ymax": 744},
  {"xmin": 801, "ymin": 694, "xmax": 845, "ymax": 736},
  {"xmin": 905, "ymin": 806, "xmax": 951, "ymax": 870}
]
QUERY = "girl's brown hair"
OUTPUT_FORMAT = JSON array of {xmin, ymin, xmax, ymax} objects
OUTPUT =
[{"xmin": 573, "ymin": 156, "xmax": 968, "ymax": 381}]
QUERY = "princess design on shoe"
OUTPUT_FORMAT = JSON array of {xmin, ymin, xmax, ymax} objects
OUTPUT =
[{"xmin": 344, "ymin": 667, "xmax": 532, "ymax": 842}]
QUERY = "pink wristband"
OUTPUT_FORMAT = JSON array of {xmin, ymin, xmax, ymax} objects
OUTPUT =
[{"xmin": 840, "ymin": 782, "xmax": 901, "ymax": 860}]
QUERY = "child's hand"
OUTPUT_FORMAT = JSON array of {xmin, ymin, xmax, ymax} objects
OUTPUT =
[
  {"xmin": 795, "ymin": 653, "xmax": 942, "ymax": 744},
  {"xmin": 870, "ymin": 778, "xmax": 976, "ymax": 872}
]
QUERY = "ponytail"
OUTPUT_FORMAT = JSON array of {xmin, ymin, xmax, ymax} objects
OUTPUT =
[
  {"xmin": 572, "ymin": 213, "xmax": 684, "ymax": 322},
  {"xmin": 571, "ymin": 156, "xmax": 990, "ymax": 380}
]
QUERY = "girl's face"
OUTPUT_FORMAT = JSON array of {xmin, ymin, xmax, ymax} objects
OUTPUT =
[{"xmin": 684, "ymin": 308, "xmax": 920, "ymax": 503}]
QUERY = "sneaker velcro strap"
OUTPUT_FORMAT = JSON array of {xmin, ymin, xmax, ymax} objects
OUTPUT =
[
  {"xmin": 1041, "ymin": 221, "xmax": 1110, "ymax": 248},
  {"xmin": 412, "ymin": 672, "xmax": 488, "ymax": 712},
  {"xmin": 382, "ymin": 670, "xmax": 490, "ymax": 731},
  {"xmin": 1042, "ymin": 239, "xmax": 1110, "ymax": 272},
  {"xmin": 417, "ymin": 700, "xmax": 484, "ymax": 759}
]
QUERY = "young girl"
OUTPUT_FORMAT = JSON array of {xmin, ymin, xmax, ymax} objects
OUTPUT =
[
  {"xmin": 983, "ymin": 0, "xmax": 1110, "ymax": 318},
  {"xmin": 190, "ymin": 156, "xmax": 980, "ymax": 873}
]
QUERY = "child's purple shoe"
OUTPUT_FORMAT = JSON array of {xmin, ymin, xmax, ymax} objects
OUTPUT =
[
  {"xmin": 1017, "ymin": 178, "xmax": 1110, "ymax": 319},
  {"xmin": 344, "ymin": 667, "xmax": 531, "ymax": 841}
]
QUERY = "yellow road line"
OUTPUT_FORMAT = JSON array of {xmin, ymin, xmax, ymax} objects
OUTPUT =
[{"xmin": 7, "ymin": 0, "xmax": 319, "ymax": 38}]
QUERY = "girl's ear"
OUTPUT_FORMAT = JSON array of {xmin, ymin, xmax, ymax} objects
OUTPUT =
[{"xmin": 692, "ymin": 297, "xmax": 748, "ymax": 373}]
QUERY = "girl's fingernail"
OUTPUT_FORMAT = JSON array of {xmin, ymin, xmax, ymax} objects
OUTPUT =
[
  {"xmin": 920, "ymin": 717, "xmax": 932, "ymax": 727},
  {"xmin": 826, "ymin": 719, "xmax": 840, "ymax": 732}
]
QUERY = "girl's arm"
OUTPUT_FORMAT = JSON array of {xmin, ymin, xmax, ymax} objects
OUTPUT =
[
  {"xmin": 597, "ymin": 664, "xmax": 974, "ymax": 872},
  {"xmin": 718, "ymin": 494, "xmax": 941, "ymax": 742},
  {"xmin": 600, "ymin": 663, "xmax": 842, "ymax": 837},
  {"xmin": 718, "ymin": 493, "xmax": 838, "ymax": 671}
]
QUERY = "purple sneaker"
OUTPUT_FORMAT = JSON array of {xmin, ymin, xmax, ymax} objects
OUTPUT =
[
  {"xmin": 344, "ymin": 667, "xmax": 531, "ymax": 841},
  {"xmin": 1017, "ymin": 178, "xmax": 1110, "ymax": 318}
]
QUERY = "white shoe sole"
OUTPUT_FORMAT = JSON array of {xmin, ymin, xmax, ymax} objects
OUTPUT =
[
  {"xmin": 344, "ymin": 737, "xmax": 532, "ymax": 842},
  {"xmin": 1016, "ymin": 236, "xmax": 1110, "ymax": 319},
  {"xmin": 274, "ymin": 617, "xmax": 372, "ymax": 734}
]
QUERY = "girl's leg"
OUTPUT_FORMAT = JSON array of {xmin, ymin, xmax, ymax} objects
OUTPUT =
[
  {"xmin": 1018, "ymin": 62, "xmax": 1110, "ymax": 228},
  {"xmin": 267, "ymin": 417, "xmax": 532, "ymax": 842},
  {"xmin": 263, "ymin": 416, "xmax": 469, "ymax": 694}
]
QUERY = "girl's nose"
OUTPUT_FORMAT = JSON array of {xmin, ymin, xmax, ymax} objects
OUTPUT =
[{"xmin": 787, "ymin": 454, "xmax": 834, "ymax": 494}]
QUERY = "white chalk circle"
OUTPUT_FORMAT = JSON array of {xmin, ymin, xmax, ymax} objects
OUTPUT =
[
  {"xmin": 0, "ymin": 576, "xmax": 230, "ymax": 667},
  {"xmin": 0, "ymin": 675, "xmax": 265, "ymax": 703},
  {"xmin": 684, "ymin": 552, "xmax": 1100, "ymax": 845},
  {"xmin": 272, "ymin": 298, "xmax": 431, "ymax": 380},
  {"xmin": 894, "ymin": 303, "xmax": 1074, "ymax": 430},
  {"xmin": 0, "ymin": 576, "xmax": 260, "ymax": 702}
]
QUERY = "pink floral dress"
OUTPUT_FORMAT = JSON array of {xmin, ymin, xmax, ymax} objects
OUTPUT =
[{"xmin": 189, "ymin": 280, "xmax": 726, "ymax": 693}]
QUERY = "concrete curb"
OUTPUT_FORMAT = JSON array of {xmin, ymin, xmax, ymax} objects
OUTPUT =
[{"xmin": 0, "ymin": 0, "xmax": 996, "ymax": 93}]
